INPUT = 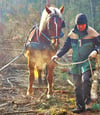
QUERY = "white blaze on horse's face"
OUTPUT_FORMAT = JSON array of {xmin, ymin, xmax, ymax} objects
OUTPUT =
[{"xmin": 54, "ymin": 17, "xmax": 57, "ymax": 36}]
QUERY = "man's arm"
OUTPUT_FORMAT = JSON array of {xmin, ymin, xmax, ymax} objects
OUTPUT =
[
  {"xmin": 57, "ymin": 37, "xmax": 72, "ymax": 57},
  {"xmin": 51, "ymin": 37, "xmax": 72, "ymax": 61},
  {"xmin": 89, "ymin": 27, "xmax": 100, "ymax": 58},
  {"xmin": 94, "ymin": 35, "xmax": 100, "ymax": 54}
]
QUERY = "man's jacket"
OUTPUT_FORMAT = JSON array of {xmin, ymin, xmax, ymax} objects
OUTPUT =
[{"xmin": 57, "ymin": 26, "xmax": 100, "ymax": 75}]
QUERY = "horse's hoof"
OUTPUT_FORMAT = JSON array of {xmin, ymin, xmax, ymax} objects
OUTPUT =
[
  {"xmin": 47, "ymin": 94, "xmax": 55, "ymax": 99},
  {"xmin": 47, "ymin": 90, "xmax": 53, "ymax": 99},
  {"xmin": 47, "ymin": 94, "xmax": 51, "ymax": 99},
  {"xmin": 27, "ymin": 90, "xmax": 34, "ymax": 96},
  {"xmin": 47, "ymin": 92, "xmax": 53, "ymax": 99}
]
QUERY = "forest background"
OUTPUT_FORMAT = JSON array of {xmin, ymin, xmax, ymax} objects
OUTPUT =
[
  {"xmin": 0, "ymin": 0, "xmax": 100, "ymax": 114},
  {"xmin": 0, "ymin": 0, "xmax": 100, "ymax": 66}
]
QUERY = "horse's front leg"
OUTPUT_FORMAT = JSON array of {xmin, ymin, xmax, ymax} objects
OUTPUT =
[
  {"xmin": 27, "ymin": 61, "xmax": 35, "ymax": 96},
  {"xmin": 43, "ymin": 65, "xmax": 48, "ymax": 85},
  {"xmin": 47, "ymin": 66, "xmax": 54, "ymax": 98}
]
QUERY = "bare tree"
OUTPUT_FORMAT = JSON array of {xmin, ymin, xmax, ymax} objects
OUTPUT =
[{"xmin": 90, "ymin": 0, "xmax": 96, "ymax": 28}]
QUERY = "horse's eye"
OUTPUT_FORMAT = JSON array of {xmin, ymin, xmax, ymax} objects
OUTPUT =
[{"xmin": 61, "ymin": 20, "xmax": 65, "ymax": 28}]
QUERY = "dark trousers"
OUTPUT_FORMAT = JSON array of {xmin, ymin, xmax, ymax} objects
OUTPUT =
[{"xmin": 73, "ymin": 70, "xmax": 92, "ymax": 109}]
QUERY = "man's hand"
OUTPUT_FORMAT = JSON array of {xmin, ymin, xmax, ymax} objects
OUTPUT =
[
  {"xmin": 51, "ymin": 55, "xmax": 59, "ymax": 61},
  {"xmin": 89, "ymin": 50, "xmax": 97, "ymax": 59}
]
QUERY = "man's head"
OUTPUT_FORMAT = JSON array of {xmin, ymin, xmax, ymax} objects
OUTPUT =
[{"xmin": 75, "ymin": 13, "xmax": 88, "ymax": 32}]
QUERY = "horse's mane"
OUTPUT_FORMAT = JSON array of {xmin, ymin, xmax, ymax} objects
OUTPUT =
[{"xmin": 39, "ymin": 6, "xmax": 62, "ymax": 32}]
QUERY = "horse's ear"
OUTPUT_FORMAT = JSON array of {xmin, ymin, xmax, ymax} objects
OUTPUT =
[
  {"xmin": 45, "ymin": 6, "xmax": 51, "ymax": 14},
  {"xmin": 60, "ymin": 6, "xmax": 64, "ymax": 14}
]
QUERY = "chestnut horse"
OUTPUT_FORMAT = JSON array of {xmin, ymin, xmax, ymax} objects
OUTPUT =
[{"xmin": 25, "ymin": 6, "xmax": 64, "ymax": 98}]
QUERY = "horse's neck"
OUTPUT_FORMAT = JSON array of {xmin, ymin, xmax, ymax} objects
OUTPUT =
[{"xmin": 39, "ymin": 26, "xmax": 50, "ymax": 43}]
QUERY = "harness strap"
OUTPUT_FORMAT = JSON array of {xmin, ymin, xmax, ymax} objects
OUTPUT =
[
  {"xmin": 36, "ymin": 25, "xmax": 51, "ymax": 41},
  {"xmin": 36, "ymin": 25, "xmax": 40, "ymax": 42},
  {"xmin": 40, "ymin": 30, "xmax": 51, "ymax": 41}
]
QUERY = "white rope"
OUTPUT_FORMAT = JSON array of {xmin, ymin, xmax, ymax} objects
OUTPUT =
[
  {"xmin": 54, "ymin": 58, "xmax": 88, "ymax": 66},
  {"xmin": 54, "ymin": 58, "xmax": 94, "ymax": 87},
  {"xmin": 88, "ymin": 58, "xmax": 94, "ymax": 77},
  {"xmin": 54, "ymin": 58, "xmax": 94, "ymax": 76},
  {"xmin": 0, "ymin": 25, "xmax": 35, "ymax": 72},
  {"xmin": 0, "ymin": 48, "xmax": 25, "ymax": 72}
]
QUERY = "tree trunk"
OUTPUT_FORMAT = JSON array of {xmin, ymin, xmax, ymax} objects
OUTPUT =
[{"xmin": 90, "ymin": 0, "xmax": 96, "ymax": 28}]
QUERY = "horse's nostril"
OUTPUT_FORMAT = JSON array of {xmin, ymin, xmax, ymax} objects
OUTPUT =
[{"xmin": 55, "ymin": 43, "xmax": 58, "ymax": 48}]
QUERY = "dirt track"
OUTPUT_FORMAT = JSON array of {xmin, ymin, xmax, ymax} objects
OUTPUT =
[{"xmin": 0, "ymin": 67, "xmax": 100, "ymax": 115}]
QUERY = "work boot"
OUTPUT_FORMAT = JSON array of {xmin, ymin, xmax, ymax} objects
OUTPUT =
[
  {"xmin": 86, "ymin": 102, "xmax": 93, "ymax": 111},
  {"xmin": 72, "ymin": 107, "xmax": 85, "ymax": 113}
]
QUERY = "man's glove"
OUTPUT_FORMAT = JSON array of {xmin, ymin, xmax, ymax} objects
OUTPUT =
[
  {"xmin": 89, "ymin": 50, "xmax": 97, "ymax": 59},
  {"xmin": 51, "ymin": 55, "xmax": 59, "ymax": 61}
]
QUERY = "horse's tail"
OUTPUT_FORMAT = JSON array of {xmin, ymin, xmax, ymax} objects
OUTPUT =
[
  {"xmin": 34, "ymin": 65, "xmax": 48, "ymax": 85},
  {"xmin": 34, "ymin": 66, "xmax": 38, "ymax": 79}
]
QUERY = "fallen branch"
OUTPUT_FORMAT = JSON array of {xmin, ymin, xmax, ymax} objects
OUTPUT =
[
  {"xmin": 25, "ymin": 101, "xmax": 42, "ymax": 108},
  {"xmin": 3, "ymin": 110, "xmax": 38, "ymax": 115},
  {"xmin": 0, "ymin": 87, "xmax": 16, "ymax": 91},
  {"xmin": 54, "ymin": 90, "xmax": 68, "ymax": 94},
  {"xmin": 0, "ymin": 101, "xmax": 12, "ymax": 108}
]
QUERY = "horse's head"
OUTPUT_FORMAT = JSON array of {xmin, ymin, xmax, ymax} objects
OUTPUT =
[
  {"xmin": 40, "ymin": 6, "xmax": 65, "ymax": 49},
  {"xmin": 46, "ymin": 6, "xmax": 64, "ymax": 49}
]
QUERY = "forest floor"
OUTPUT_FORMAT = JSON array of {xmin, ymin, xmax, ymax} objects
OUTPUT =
[{"xmin": 0, "ymin": 66, "xmax": 100, "ymax": 115}]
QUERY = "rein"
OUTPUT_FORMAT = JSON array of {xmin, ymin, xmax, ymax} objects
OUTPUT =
[
  {"xmin": 0, "ymin": 25, "xmax": 35, "ymax": 72},
  {"xmin": 54, "ymin": 58, "xmax": 88, "ymax": 66},
  {"xmin": 36, "ymin": 25, "xmax": 50, "ymax": 42},
  {"xmin": 36, "ymin": 24, "xmax": 61, "ymax": 41},
  {"xmin": 54, "ymin": 58, "xmax": 93, "ymax": 76},
  {"xmin": 35, "ymin": 25, "xmax": 60, "ymax": 50}
]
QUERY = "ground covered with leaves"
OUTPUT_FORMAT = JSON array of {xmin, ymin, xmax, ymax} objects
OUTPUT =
[{"xmin": 0, "ymin": 66, "xmax": 100, "ymax": 115}]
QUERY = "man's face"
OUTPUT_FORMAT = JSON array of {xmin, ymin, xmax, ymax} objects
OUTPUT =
[{"xmin": 77, "ymin": 24, "xmax": 86, "ymax": 31}]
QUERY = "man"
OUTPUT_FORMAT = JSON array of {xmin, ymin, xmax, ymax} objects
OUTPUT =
[{"xmin": 51, "ymin": 13, "xmax": 100, "ymax": 113}]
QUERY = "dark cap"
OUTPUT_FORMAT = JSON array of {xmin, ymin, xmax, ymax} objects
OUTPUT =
[{"xmin": 75, "ymin": 13, "xmax": 88, "ymax": 25}]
